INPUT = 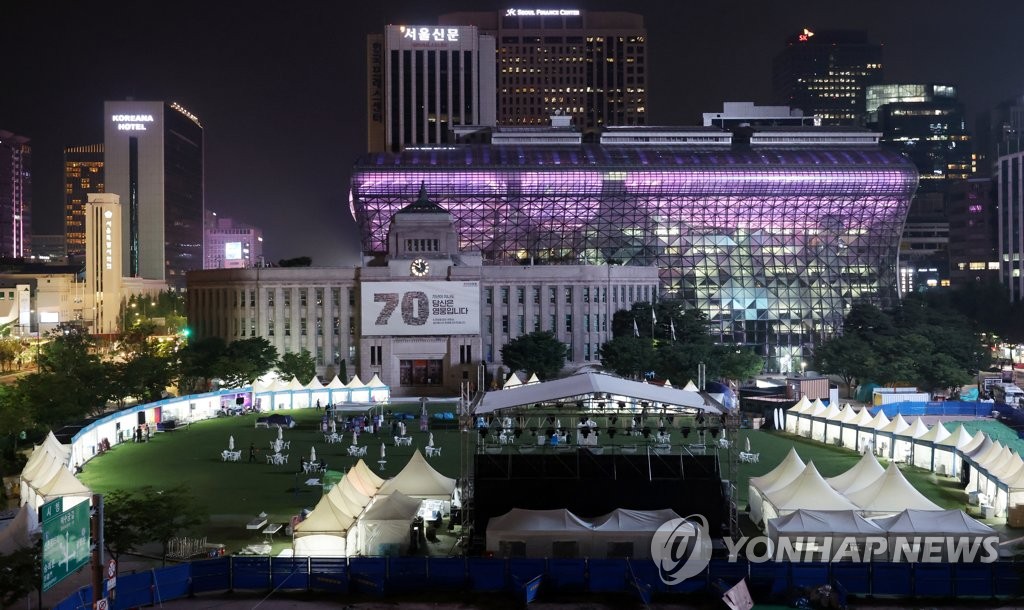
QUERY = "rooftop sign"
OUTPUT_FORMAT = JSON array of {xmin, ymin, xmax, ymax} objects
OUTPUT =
[
  {"xmin": 112, "ymin": 114, "xmax": 154, "ymax": 131},
  {"xmin": 506, "ymin": 8, "xmax": 580, "ymax": 17}
]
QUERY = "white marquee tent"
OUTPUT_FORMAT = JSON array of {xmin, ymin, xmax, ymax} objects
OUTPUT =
[
  {"xmin": 748, "ymin": 448, "xmax": 805, "ymax": 524},
  {"xmin": 911, "ymin": 422, "xmax": 951, "ymax": 471},
  {"xmin": 760, "ymin": 462, "xmax": 858, "ymax": 526},
  {"xmin": 486, "ymin": 508, "xmax": 594, "ymax": 557},
  {"xmin": 873, "ymin": 509, "xmax": 996, "ymax": 562},
  {"xmin": 844, "ymin": 463, "xmax": 942, "ymax": 517},
  {"xmin": 356, "ymin": 491, "xmax": 422, "ymax": 556},
  {"xmin": 591, "ymin": 508, "xmax": 682, "ymax": 559},
  {"xmin": 873, "ymin": 413, "xmax": 909, "ymax": 459},
  {"xmin": 377, "ymin": 450, "xmax": 456, "ymax": 501},
  {"xmin": 846, "ymin": 408, "xmax": 877, "ymax": 453},
  {"xmin": 933, "ymin": 424, "xmax": 974, "ymax": 477},
  {"xmin": 766, "ymin": 509, "xmax": 886, "ymax": 560},
  {"xmin": 892, "ymin": 417, "xmax": 930, "ymax": 463},
  {"xmin": 826, "ymin": 451, "xmax": 885, "ymax": 495}
]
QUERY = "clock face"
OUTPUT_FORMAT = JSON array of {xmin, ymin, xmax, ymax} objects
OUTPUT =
[{"xmin": 410, "ymin": 258, "xmax": 430, "ymax": 276}]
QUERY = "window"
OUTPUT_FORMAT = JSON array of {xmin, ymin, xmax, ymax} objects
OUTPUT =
[
  {"xmin": 250, "ymin": 319, "xmax": 256, "ymax": 336},
  {"xmin": 249, "ymin": 290, "xmax": 255, "ymax": 307},
  {"xmin": 532, "ymin": 286, "xmax": 540, "ymax": 304},
  {"xmin": 349, "ymin": 317, "xmax": 355, "ymax": 335},
  {"xmin": 499, "ymin": 541, "xmax": 527, "ymax": 557},
  {"xmin": 501, "ymin": 315, "xmax": 509, "ymax": 334},
  {"xmin": 267, "ymin": 291, "xmax": 275, "ymax": 307},
  {"xmin": 517, "ymin": 287, "xmax": 525, "ymax": 304},
  {"xmin": 370, "ymin": 345, "xmax": 383, "ymax": 365},
  {"xmin": 315, "ymin": 288, "xmax": 324, "ymax": 306},
  {"xmin": 284, "ymin": 290, "xmax": 291, "ymax": 307},
  {"xmin": 583, "ymin": 287, "xmax": 590, "ymax": 303},
  {"xmin": 517, "ymin": 314, "xmax": 525, "ymax": 334},
  {"xmin": 549, "ymin": 287, "xmax": 557, "ymax": 304},
  {"xmin": 549, "ymin": 314, "xmax": 556, "ymax": 331},
  {"xmin": 299, "ymin": 288, "xmax": 308, "ymax": 307},
  {"xmin": 399, "ymin": 359, "xmax": 443, "ymax": 386},
  {"xmin": 348, "ymin": 288, "xmax": 355, "ymax": 306},
  {"xmin": 284, "ymin": 320, "xmax": 291, "ymax": 336},
  {"xmin": 268, "ymin": 320, "xmax": 275, "ymax": 336},
  {"xmin": 584, "ymin": 342, "xmax": 591, "ymax": 360},
  {"xmin": 333, "ymin": 316, "xmax": 340, "ymax": 335},
  {"xmin": 485, "ymin": 287, "xmax": 493, "ymax": 304},
  {"xmin": 486, "ymin": 315, "xmax": 493, "ymax": 334},
  {"xmin": 501, "ymin": 287, "xmax": 509, "ymax": 304},
  {"xmin": 552, "ymin": 541, "xmax": 578, "ymax": 558},
  {"xmin": 601, "ymin": 288, "xmax": 607, "ymax": 303},
  {"xmin": 316, "ymin": 317, "xmax": 323, "ymax": 336},
  {"xmin": 565, "ymin": 287, "xmax": 572, "ymax": 303},
  {"xmin": 584, "ymin": 314, "xmax": 590, "ymax": 332},
  {"xmin": 300, "ymin": 318, "xmax": 307, "ymax": 335},
  {"xmin": 332, "ymin": 287, "xmax": 341, "ymax": 306},
  {"xmin": 565, "ymin": 314, "xmax": 572, "ymax": 332},
  {"xmin": 533, "ymin": 315, "xmax": 540, "ymax": 332}
]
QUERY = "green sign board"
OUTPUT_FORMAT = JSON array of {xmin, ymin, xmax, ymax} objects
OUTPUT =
[
  {"xmin": 42, "ymin": 500, "xmax": 91, "ymax": 592},
  {"xmin": 41, "ymin": 497, "xmax": 63, "ymax": 523}
]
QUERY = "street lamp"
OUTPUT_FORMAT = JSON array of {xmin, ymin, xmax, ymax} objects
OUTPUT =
[{"xmin": 800, "ymin": 361, "xmax": 807, "ymax": 376}]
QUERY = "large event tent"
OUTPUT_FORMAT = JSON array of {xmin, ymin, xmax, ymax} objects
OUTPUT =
[
  {"xmin": 748, "ymin": 448, "xmax": 805, "ymax": 524},
  {"xmin": 873, "ymin": 510, "xmax": 996, "ymax": 562},
  {"xmin": 486, "ymin": 508, "xmax": 594, "ymax": 557},
  {"xmin": 826, "ymin": 451, "xmax": 885, "ymax": 495},
  {"xmin": 911, "ymin": 422, "xmax": 951, "ymax": 471},
  {"xmin": 892, "ymin": 417, "xmax": 930, "ymax": 463},
  {"xmin": 808, "ymin": 400, "xmax": 830, "ymax": 441},
  {"xmin": 863, "ymin": 411, "xmax": 891, "ymax": 455},
  {"xmin": 356, "ymin": 491, "xmax": 422, "ymax": 556},
  {"xmin": 785, "ymin": 397, "xmax": 812, "ymax": 434},
  {"xmin": 819, "ymin": 403, "xmax": 843, "ymax": 444},
  {"xmin": 760, "ymin": 462, "xmax": 858, "ymax": 525},
  {"xmin": 933, "ymin": 424, "xmax": 974, "ymax": 477},
  {"xmin": 874, "ymin": 413, "xmax": 910, "ymax": 459},
  {"xmin": 591, "ymin": 508, "xmax": 682, "ymax": 559},
  {"xmin": 766, "ymin": 510, "xmax": 886, "ymax": 560},
  {"xmin": 292, "ymin": 487, "xmax": 360, "ymax": 557},
  {"xmin": 846, "ymin": 408, "xmax": 876, "ymax": 452},
  {"xmin": 844, "ymin": 463, "xmax": 942, "ymax": 517},
  {"xmin": 376, "ymin": 450, "xmax": 456, "ymax": 500}
]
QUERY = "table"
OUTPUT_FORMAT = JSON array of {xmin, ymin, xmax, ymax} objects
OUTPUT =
[
  {"xmin": 394, "ymin": 436, "xmax": 412, "ymax": 447},
  {"xmin": 246, "ymin": 517, "xmax": 268, "ymax": 531},
  {"xmin": 739, "ymin": 451, "xmax": 760, "ymax": 463},
  {"xmin": 262, "ymin": 523, "xmax": 282, "ymax": 544},
  {"xmin": 426, "ymin": 446, "xmax": 441, "ymax": 458}
]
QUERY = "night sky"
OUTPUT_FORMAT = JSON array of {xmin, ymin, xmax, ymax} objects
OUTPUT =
[{"xmin": 6, "ymin": 0, "xmax": 1024, "ymax": 265}]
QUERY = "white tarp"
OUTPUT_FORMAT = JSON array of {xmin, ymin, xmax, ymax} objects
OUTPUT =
[
  {"xmin": 748, "ymin": 448, "xmax": 805, "ymax": 525},
  {"xmin": 591, "ymin": 508, "xmax": 681, "ymax": 559},
  {"xmin": 486, "ymin": 508, "xmax": 594, "ymax": 557},
  {"xmin": 826, "ymin": 451, "xmax": 885, "ymax": 495},
  {"xmin": 377, "ymin": 450, "xmax": 456, "ymax": 500},
  {"xmin": 845, "ymin": 463, "xmax": 942, "ymax": 517},
  {"xmin": 357, "ymin": 491, "xmax": 422, "ymax": 556},
  {"xmin": 767, "ymin": 509, "xmax": 886, "ymax": 559},
  {"xmin": 873, "ymin": 509, "xmax": 996, "ymax": 561},
  {"xmin": 760, "ymin": 462, "xmax": 857, "ymax": 525}
]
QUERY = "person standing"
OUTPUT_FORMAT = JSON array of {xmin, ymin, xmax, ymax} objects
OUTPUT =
[{"xmin": 249, "ymin": 442, "xmax": 257, "ymax": 463}]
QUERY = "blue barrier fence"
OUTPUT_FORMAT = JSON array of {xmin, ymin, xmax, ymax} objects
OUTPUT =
[
  {"xmin": 53, "ymin": 557, "xmax": 1022, "ymax": 609},
  {"xmin": 868, "ymin": 401, "xmax": 993, "ymax": 418}
]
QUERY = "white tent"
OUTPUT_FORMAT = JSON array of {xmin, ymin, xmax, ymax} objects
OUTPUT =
[
  {"xmin": 845, "ymin": 463, "xmax": 942, "ymax": 517},
  {"xmin": 0, "ymin": 505, "xmax": 34, "ymax": 555},
  {"xmin": 365, "ymin": 374, "xmax": 389, "ymax": 402},
  {"xmin": 346, "ymin": 459, "xmax": 385, "ymax": 497},
  {"xmin": 933, "ymin": 424, "xmax": 974, "ymax": 477},
  {"xmin": 760, "ymin": 462, "xmax": 858, "ymax": 526},
  {"xmin": 864, "ymin": 411, "xmax": 891, "ymax": 457},
  {"xmin": 891, "ymin": 417, "xmax": 930, "ymax": 463},
  {"xmin": 785, "ymin": 396, "xmax": 811, "ymax": 433},
  {"xmin": 306, "ymin": 376, "xmax": 330, "ymax": 407},
  {"xmin": 590, "ymin": 508, "xmax": 681, "ymax": 559},
  {"xmin": 682, "ymin": 380, "xmax": 700, "ymax": 392},
  {"xmin": 807, "ymin": 400, "xmax": 828, "ymax": 440},
  {"xmin": 42, "ymin": 432, "xmax": 71, "ymax": 464},
  {"xmin": 503, "ymin": 373, "xmax": 523, "ymax": 389},
  {"xmin": 766, "ymin": 510, "xmax": 886, "ymax": 560},
  {"xmin": 1000, "ymin": 464, "xmax": 1024, "ymax": 511},
  {"xmin": 33, "ymin": 467, "xmax": 92, "ymax": 511},
  {"xmin": 357, "ymin": 491, "xmax": 422, "ymax": 556},
  {"xmin": 826, "ymin": 451, "xmax": 885, "ymax": 495},
  {"xmin": 873, "ymin": 509, "xmax": 996, "ymax": 562},
  {"xmin": 748, "ymin": 448, "xmax": 805, "ymax": 525},
  {"xmin": 847, "ymin": 408, "xmax": 877, "ymax": 453},
  {"xmin": 960, "ymin": 431, "xmax": 989, "ymax": 455},
  {"xmin": 526, "ymin": 373, "xmax": 541, "ymax": 385},
  {"xmin": 293, "ymin": 489, "xmax": 359, "ymax": 557},
  {"xmin": 821, "ymin": 404, "xmax": 844, "ymax": 445},
  {"xmin": 911, "ymin": 422, "xmax": 951, "ymax": 471},
  {"xmin": 377, "ymin": 450, "xmax": 456, "ymax": 500},
  {"xmin": 838, "ymin": 407, "xmax": 864, "ymax": 450},
  {"xmin": 486, "ymin": 508, "xmax": 594, "ymax": 557},
  {"xmin": 874, "ymin": 413, "xmax": 909, "ymax": 459}
]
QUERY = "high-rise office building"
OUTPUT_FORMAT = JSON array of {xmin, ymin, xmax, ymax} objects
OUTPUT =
[
  {"xmin": 976, "ymin": 94, "xmax": 1024, "ymax": 177},
  {"xmin": 948, "ymin": 178, "xmax": 999, "ymax": 287},
  {"xmin": 0, "ymin": 130, "xmax": 32, "ymax": 258},
  {"xmin": 997, "ymin": 146, "xmax": 1024, "ymax": 301},
  {"xmin": 773, "ymin": 29, "xmax": 883, "ymax": 125},
  {"xmin": 84, "ymin": 193, "xmax": 123, "ymax": 334},
  {"xmin": 204, "ymin": 211, "xmax": 263, "ymax": 269},
  {"xmin": 869, "ymin": 83, "xmax": 972, "ymax": 291},
  {"xmin": 367, "ymin": 25, "xmax": 495, "ymax": 152},
  {"xmin": 440, "ymin": 10, "xmax": 647, "ymax": 130},
  {"xmin": 104, "ymin": 101, "xmax": 204, "ymax": 289},
  {"xmin": 64, "ymin": 144, "xmax": 104, "ymax": 258}
]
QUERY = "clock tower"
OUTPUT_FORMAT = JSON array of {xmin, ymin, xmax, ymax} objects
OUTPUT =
[{"xmin": 384, "ymin": 183, "xmax": 480, "ymax": 276}]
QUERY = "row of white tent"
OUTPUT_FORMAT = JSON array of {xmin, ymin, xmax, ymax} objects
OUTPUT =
[
  {"xmin": 293, "ymin": 450, "xmax": 456, "ymax": 557},
  {"xmin": 252, "ymin": 374, "xmax": 389, "ymax": 409},
  {"xmin": 767, "ymin": 509, "xmax": 996, "ymax": 562},
  {"xmin": 785, "ymin": 397, "xmax": 1024, "ymax": 518},
  {"xmin": 18, "ymin": 432, "xmax": 91, "ymax": 528},
  {"xmin": 749, "ymin": 449, "xmax": 942, "ymax": 525},
  {"xmin": 485, "ymin": 507, "xmax": 683, "ymax": 559}
]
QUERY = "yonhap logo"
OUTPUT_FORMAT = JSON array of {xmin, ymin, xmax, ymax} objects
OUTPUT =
[{"xmin": 650, "ymin": 515, "xmax": 713, "ymax": 585}]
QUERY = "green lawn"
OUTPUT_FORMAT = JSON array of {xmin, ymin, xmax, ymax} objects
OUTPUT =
[{"xmin": 77, "ymin": 409, "xmax": 971, "ymax": 551}]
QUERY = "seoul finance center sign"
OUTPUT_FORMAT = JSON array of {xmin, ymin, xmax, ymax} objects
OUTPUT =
[{"xmin": 41, "ymin": 498, "xmax": 91, "ymax": 591}]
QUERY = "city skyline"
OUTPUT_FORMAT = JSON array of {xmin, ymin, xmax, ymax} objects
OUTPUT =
[{"xmin": 5, "ymin": 0, "xmax": 1024, "ymax": 264}]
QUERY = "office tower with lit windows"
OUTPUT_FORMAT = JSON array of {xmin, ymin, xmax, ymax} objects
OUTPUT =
[
  {"xmin": 366, "ymin": 25, "xmax": 495, "ymax": 152},
  {"xmin": 948, "ymin": 178, "xmax": 999, "ymax": 287},
  {"xmin": 64, "ymin": 143, "xmax": 104, "ymax": 258},
  {"xmin": 868, "ymin": 84, "xmax": 972, "ymax": 292},
  {"xmin": 204, "ymin": 211, "xmax": 263, "ymax": 269},
  {"xmin": 440, "ymin": 10, "xmax": 647, "ymax": 130},
  {"xmin": 0, "ymin": 130, "xmax": 31, "ymax": 258},
  {"xmin": 773, "ymin": 29, "xmax": 883, "ymax": 126},
  {"xmin": 103, "ymin": 101, "xmax": 204, "ymax": 289},
  {"xmin": 997, "ymin": 146, "xmax": 1024, "ymax": 301}
]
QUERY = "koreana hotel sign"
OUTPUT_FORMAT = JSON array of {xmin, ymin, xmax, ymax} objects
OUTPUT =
[{"xmin": 111, "ymin": 113, "xmax": 155, "ymax": 131}]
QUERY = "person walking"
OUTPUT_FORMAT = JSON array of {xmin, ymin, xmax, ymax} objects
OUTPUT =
[{"xmin": 248, "ymin": 442, "xmax": 257, "ymax": 463}]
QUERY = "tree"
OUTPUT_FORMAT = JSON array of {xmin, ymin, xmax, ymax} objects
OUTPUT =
[
  {"xmin": 0, "ymin": 543, "xmax": 41, "ymax": 608},
  {"xmin": 103, "ymin": 485, "xmax": 205, "ymax": 565},
  {"xmin": 177, "ymin": 336, "xmax": 227, "ymax": 393},
  {"xmin": 0, "ymin": 337, "xmax": 23, "ymax": 372},
  {"xmin": 216, "ymin": 337, "xmax": 278, "ymax": 387},
  {"xmin": 599, "ymin": 336, "xmax": 659, "ymax": 379},
  {"xmin": 716, "ymin": 346, "xmax": 765, "ymax": 382},
  {"xmin": 277, "ymin": 349, "xmax": 316, "ymax": 383},
  {"xmin": 501, "ymin": 331, "xmax": 567, "ymax": 380},
  {"xmin": 814, "ymin": 334, "xmax": 877, "ymax": 397}
]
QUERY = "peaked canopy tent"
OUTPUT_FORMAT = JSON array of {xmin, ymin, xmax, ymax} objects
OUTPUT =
[
  {"xmin": 998, "ymin": 464, "xmax": 1024, "ymax": 514},
  {"xmin": 891, "ymin": 417, "xmax": 930, "ymax": 463},
  {"xmin": 766, "ymin": 510, "xmax": 887, "ymax": 560},
  {"xmin": 826, "ymin": 451, "xmax": 886, "ymax": 495},
  {"xmin": 845, "ymin": 408, "xmax": 876, "ymax": 452},
  {"xmin": 503, "ymin": 373, "xmax": 523, "ymax": 389},
  {"xmin": 873, "ymin": 413, "xmax": 909, "ymax": 459},
  {"xmin": 785, "ymin": 396, "xmax": 812, "ymax": 433},
  {"xmin": 807, "ymin": 400, "xmax": 829, "ymax": 441},
  {"xmin": 873, "ymin": 509, "xmax": 996, "ymax": 562},
  {"xmin": 306, "ymin": 376, "xmax": 330, "ymax": 407},
  {"xmin": 486, "ymin": 508, "xmax": 595, "ymax": 558},
  {"xmin": 590, "ymin": 508, "xmax": 682, "ymax": 559},
  {"xmin": 933, "ymin": 424, "xmax": 975, "ymax": 477},
  {"xmin": 346, "ymin": 459, "xmax": 386, "ymax": 497},
  {"xmin": 292, "ymin": 487, "xmax": 361, "ymax": 557},
  {"xmin": 844, "ymin": 463, "xmax": 942, "ymax": 518},
  {"xmin": 32, "ymin": 467, "xmax": 92, "ymax": 512},
  {"xmin": 474, "ymin": 372, "xmax": 713, "ymax": 416},
  {"xmin": 760, "ymin": 463, "xmax": 858, "ymax": 526},
  {"xmin": 377, "ymin": 450, "xmax": 457, "ymax": 501},
  {"xmin": 820, "ymin": 403, "xmax": 844, "ymax": 445},
  {"xmin": 911, "ymin": 421, "xmax": 951, "ymax": 471},
  {"xmin": 356, "ymin": 491, "xmax": 422, "ymax": 556},
  {"xmin": 861, "ymin": 411, "xmax": 891, "ymax": 456},
  {"xmin": 748, "ymin": 448, "xmax": 806, "ymax": 525},
  {"xmin": 366, "ymin": 374, "xmax": 389, "ymax": 402}
]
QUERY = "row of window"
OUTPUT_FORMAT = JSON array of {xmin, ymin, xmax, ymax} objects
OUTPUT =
[
  {"xmin": 259, "ymin": 316, "xmax": 351, "ymax": 337},
  {"xmin": 485, "ymin": 313, "xmax": 608, "ymax": 335},
  {"xmin": 224, "ymin": 287, "xmax": 357, "ymax": 309},
  {"xmin": 484, "ymin": 284, "xmax": 652, "ymax": 305}
]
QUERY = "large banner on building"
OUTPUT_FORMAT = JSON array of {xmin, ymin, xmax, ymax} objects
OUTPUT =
[{"xmin": 361, "ymin": 281, "xmax": 480, "ymax": 336}]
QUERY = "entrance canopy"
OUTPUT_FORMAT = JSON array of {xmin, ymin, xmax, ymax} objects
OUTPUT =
[{"xmin": 474, "ymin": 372, "xmax": 714, "ymax": 416}]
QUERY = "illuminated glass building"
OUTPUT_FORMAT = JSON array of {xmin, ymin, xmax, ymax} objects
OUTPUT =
[
  {"xmin": 104, "ymin": 101, "xmax": 204, "ymax": 289},
  {"xmin": 773, "ymin": 29, "xmax": 883, "ymax": 126},
  {"xmin": 64, "ymin": 143, "xmax": 104, "ymax": 258},
  {"xmin": 350, "ymin": 130, "xmax": 918, "ymax": 371},
  {"xmin": 440, "ymin": 10, "xmax": 647, "ymax": 130},
  {"xmin": 0, "ymin": 130, "xmax": 31, "ymax": 258}
]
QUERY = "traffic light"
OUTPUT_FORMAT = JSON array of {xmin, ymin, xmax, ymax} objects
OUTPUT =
[{"xmin": 181, "ymin": 327, "xmax": 192, "ymax": 338}]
